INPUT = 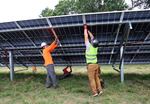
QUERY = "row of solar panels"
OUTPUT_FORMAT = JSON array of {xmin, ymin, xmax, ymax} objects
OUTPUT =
[
  {"xmin": 1, "ymin": 44, "xmax": 150, "ymax": 56},
  {"xmin": 0, "ymin": 9, "xmax": 150, "ymax": 32},
  {"xmin": 0, "ymin": 9, "xmax": 150, "ymax": 66},
  {"xmin": 1, "ymin": 41, "xmax": 150, "ymax": 65},
  {"xmin": 0, "ymin": 23, "xmax": 150, "ymax": 48},
  {"xmin": 1, "ymin": 53, "xmax": 150, "ymax": 66}
]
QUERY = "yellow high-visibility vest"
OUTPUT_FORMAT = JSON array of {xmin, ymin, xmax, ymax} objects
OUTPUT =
[{"xmin": 85, "ymin": 44, "xmax": 98, "ymax": 64}]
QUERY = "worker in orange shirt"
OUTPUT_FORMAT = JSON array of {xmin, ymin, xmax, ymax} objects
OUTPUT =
[{"xmin": 41, "ymin": 38, "xmax": 59, "ymax": 88}]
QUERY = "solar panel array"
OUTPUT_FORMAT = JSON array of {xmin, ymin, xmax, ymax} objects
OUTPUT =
[{"xmin": 0, "ymin": 9, "xmax": 150, "ymax": 66}]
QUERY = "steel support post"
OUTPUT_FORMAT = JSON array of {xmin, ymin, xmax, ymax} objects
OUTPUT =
[
  {"xmin": 120, "ymin": 45, "xmax": 124, "ymax": 83},
  {"xmin": 9, "ymin": 51, "xmax": 14, "ymax": 81}
]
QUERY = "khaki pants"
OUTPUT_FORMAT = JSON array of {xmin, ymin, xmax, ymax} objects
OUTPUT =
[{"xmin": 87, "ymin": 64, "xmax": 102, "ymax": 94}]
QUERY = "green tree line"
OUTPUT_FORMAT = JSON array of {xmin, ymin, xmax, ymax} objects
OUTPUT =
[
  {"xmin": 40, "ymin": 0, "xmax": 150, "ymax": 17},
  {"xmin": 40, "ymin": 0, "xmax": 128, "ymax": 17}
]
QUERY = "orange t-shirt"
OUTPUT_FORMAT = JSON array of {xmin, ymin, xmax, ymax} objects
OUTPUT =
[{"xmin": 42, "ymin": 41, "xmax": 57, "ymax": 66}]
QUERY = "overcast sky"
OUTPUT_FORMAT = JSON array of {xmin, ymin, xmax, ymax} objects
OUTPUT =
[{"xmin": 0, "ymin": 0, "xmax": 132, "ymax": 22}]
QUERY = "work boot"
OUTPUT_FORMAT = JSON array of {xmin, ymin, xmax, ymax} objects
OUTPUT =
[
  {"xmin": 93, "ymin": 93, "xmax": 98, "ymax": 97},
  {"xmin": 45, "ymin": 76, "xmax": 52, "ymax": 88},
  {"xmin": 45, "ymin": 83, "xmax": 52, "ymax": 88},
  {"xmin": 53, "ymin": 85, "xmax": 59, "ymax": 89},
  {"xmin": 98, "ymin": 90, "xmax": 103, "ymax": 96},
  {"xmin": 45, "ymin": 80, "xmax": 52, "ymax": 88}
]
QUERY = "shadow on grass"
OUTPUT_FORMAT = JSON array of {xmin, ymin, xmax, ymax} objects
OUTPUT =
[
  {"xmin": 0, "ymin": 72, "xmax": 150, "ymax": 86},
  {"xmin": 0, "ymin": 72, "xmax": 150, "ymax": 80}
]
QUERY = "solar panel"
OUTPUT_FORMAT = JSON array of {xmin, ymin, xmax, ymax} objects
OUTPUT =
[
  {"xmin": 0, "ymin": 22, "xmax": 18, "ymax": 30},
  {"xmin": 0, "ymin": 9, "xmax": 150, "ymax": 67},
  {"xmin": 86, "ymin": 12, "xmax": 121, "ymax": 24},
  {"xmin": 123, "ymin": 10, "xmax": 150, "ymax": 21},
  {"xmin": 49, "ymin": 15, "xmax": 83, "ymax": 26},
  {"xmin": 17, "ymin": 19, "xmax": 49, "ymax": 28}
]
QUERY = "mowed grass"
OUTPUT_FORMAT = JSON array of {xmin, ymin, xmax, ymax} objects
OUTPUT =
[{"xmin": 0, "ymin": 64, "xmax": 150, "ymax": 104}]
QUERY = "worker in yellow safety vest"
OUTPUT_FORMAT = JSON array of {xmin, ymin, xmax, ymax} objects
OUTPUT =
[{"xmin": 84, "ymin": 24, "xmax": 103, "ymax": 97}]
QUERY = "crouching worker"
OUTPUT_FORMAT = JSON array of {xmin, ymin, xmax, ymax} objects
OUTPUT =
[
  {"xmin": 84, "ymin": 25, "xmax": 103, "ymax": 97},
  {"xmin": 41, "ymin": 38, "xmax": 59, "ymax": 88},
  {"xmin": 59, "ymin": 66, "xmax": 72, "ymax": 80}
]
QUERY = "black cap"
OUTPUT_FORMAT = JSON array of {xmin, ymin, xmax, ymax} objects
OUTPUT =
[{"xmin": 91, "ymin": 39, "xmax": 99, "ymax": 48}]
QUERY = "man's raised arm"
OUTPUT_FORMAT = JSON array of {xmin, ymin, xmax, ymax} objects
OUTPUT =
[
  {"xmin": 84, "ymin": 25, "xmax": 89, "ymax": 44},
  {"xmin": 88, "ymin": 30, "xmax": 94, "ymax": 40}
]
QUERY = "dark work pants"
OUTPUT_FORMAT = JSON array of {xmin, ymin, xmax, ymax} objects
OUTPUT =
[{"xmin": 45, "ymin": 64, "xmax": 58, "ymax": 87}]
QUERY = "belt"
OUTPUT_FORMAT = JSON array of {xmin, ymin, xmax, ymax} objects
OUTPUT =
[{"xmin": 87, "ymin": 63, "xmax": 98, "ymax": 65}]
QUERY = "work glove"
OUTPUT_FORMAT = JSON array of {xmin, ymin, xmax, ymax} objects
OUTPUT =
[{"xmin": 84, "ymin": 24, "xmax": 88, "ymax": 30}]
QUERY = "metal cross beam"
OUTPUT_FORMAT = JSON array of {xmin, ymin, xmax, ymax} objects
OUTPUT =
[
  {"xmin": 2, "ymin": 50, "xmax": 150, "ymax": 58},
  {"xmin": 46, "ymin": 18, "xmax": 53, "ymax": 28},
  {"xmin": 82, "ymin": 15, "xmax": 86, "ymax": 24},
  {"xmin": 15, "ymin": 57, "xmax": 28, "ymax": 68},
  {"xmin": 14, "ymin": 21, "xmax": 37, "ymax": 47},
  {"xmin": 15, "ymin": 21, "xmax": 42, "ymax": 55},
  {"xmin": 0, "ymin": 32, "xmax": 34, "ymax": 70},
  {"xmin": 109, "ymin": 12, "xmax": 125, "ymax": 64},
  {"xmin": 112, "ymin": 22, "xmax": 132, "ymax": 69},
  {"xmin": 0, "ymin": 34, "xmax": 16, "ymax": 48},
  {"xmin": 1, "ymin": 42, "xmax": 150, "ymax": 51},
  {"xmin": 0, "ymin": 34, "xmax": 25, "ymax": 57},
  {"xmin": 0, "ymin": 35, "xmax": 25, "ymax": 69}
]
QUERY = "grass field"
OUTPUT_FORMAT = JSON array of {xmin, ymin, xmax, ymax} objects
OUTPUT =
[{"xmin": 0, "ymin": 64, "xmax": 150, "ymax": 104}]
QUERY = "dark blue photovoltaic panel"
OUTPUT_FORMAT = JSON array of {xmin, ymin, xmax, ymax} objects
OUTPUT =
[
  {"xmin": 20, "ymin": 50, "xmax": 40, "ymax": 55},
  {"xmin": 100, "ymin": 47, "xmax": 113, "ymax": 52},
  {"xmin": 133, "ymin": 53, "xmax": 150, "ymax": 62},
  {"xmin": 9, "ymin": 39, "xmax": 34, "ymax": 47},
  {"xmin": 0, "ymin": 22, "xmax": 18, "ymax": 30},
  {"xmin": 140, "ymin": 47, "xmax": 150, "ymax": 51},
  {"xmin": 0, "ymin": 40, "xmax": 10, "ymax": 47},
  {"xmin": 0, "ymin": 31, "xmax": 27, "ymax": 40},
  {"xmin": 86, "ymin": 12, "xmax": 121, "ymax": 23},
  {"xmin": 123, "ymin": 10, "xmax": 150, "ymax": 21},
  {"xmin": 24, "ymin": 29, "xmax": 52, "ymax": 38},
  {"xmin": 125, "ymin": 46, "xmax": 139, "ymax": 52},
  {"xmin": 49, "ymin": 15, "xmax": 83, "ymax": 26},
  {"xmin": 17, "ymin": 19, "xmax": 49, "ymax": 28}
]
